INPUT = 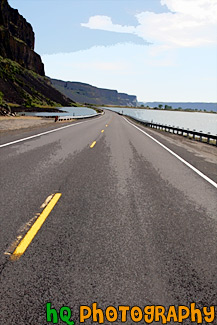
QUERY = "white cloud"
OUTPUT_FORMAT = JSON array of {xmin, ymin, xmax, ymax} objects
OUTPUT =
[
  {"xmin": 81, "ymin": 15, "xmax": 136, "ymax": 34},
  {"xmin": 81, "ymin": 0, "xmax": 217, "ymax": 48},
  {"xmin": 161, "ymin": 0, "xmax": 217, "ymax": 23}
]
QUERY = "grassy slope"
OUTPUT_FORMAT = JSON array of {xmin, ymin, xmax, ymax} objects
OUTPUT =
[{"xmin": 0, "ymin": 56, "xmax": 75, "ymax": 109}]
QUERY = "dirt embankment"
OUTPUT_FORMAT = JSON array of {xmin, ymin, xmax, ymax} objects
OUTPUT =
[{"xmin": 0, "ymin": 116, "xmax": 55, "ymax": 132}]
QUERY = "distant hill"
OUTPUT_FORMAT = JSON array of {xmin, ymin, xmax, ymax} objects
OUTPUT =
[
  {"xmin": 51, "ymin": 78, "xmax": 137, "ymax": 107},
  {"xmin": 0, "ymin": 0, "xmax": 74, "ymax": 110},
  {"xmin": 142, "ymin": 102, "xmax": 217, "ymax": 112}
]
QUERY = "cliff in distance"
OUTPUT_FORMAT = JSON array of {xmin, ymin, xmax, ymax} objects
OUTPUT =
[{"xmin": 51, "ymin": 79, "xmax": 138, "ymax": 106}]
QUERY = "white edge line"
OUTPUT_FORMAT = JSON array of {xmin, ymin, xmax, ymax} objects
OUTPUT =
[
  {"xmin": 0, "ymin": 116, "xmax": 102, "ymax": 148},
  {"xmin": 124, "ymin": 117, "xmax": 217, "ymax": 189}
]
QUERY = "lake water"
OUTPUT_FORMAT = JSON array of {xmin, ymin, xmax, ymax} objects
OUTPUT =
[
  {"xmin": 105, "ymin": 107, "xmax": 217, "ymax": 136},
  {"xmin": 21, "ymin": 107, "xmax": 97, "ymax": 117}
]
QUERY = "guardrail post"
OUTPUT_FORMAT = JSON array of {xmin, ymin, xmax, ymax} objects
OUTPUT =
[
  {"xmin": 199, "ymin": 131, "xmax": 202, "ymax": 142},
  {"xmin": 207, "ymin": 132, "xmax": 210, "ymax": 144},
  {"xmin": 177, "ymin": 127, "xmax": 179, "ymax": 135},
  {"xmin": 193, "ymin": 130, "xmax": 196, "ymax": 139}
]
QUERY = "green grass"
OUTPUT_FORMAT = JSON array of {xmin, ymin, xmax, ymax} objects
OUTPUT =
[
  {"xmin": 0, "ymin": 56, "xmax": 62, "ymax": 108},
  {"xmin": 13, "ymin": 36, "xmax": 27, "ymax": 46}
]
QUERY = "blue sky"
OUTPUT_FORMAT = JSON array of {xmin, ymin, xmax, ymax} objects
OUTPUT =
[{"xmin": 9, "ymin": 0, "xmax": 217, "ymax": 102}]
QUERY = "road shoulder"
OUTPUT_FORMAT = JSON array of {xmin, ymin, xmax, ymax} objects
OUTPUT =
[{"xmin": 125, "ymin": 116, "xmax": 217, "ymax": 183}]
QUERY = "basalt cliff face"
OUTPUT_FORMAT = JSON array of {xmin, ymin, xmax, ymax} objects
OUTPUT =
[
  {"xmin": 51, "ymin": 79, "xmax": 138, "ymax": 107},
  {"xmin": 0, "ymin": 0, "xmax": 44, "ymax": 75},
  {"xmin": 0, "ymin": 0, "xmax": 74, "ymax": 109}
]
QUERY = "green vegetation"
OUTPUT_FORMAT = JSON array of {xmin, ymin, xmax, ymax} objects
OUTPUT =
[
  {"xmin": 5, "ymin": 102, "xmax": 20, "ymax": 107},
  {"xmin": 136, "ymin": 103, "xmax": 216, "ymax": 113},
  {"xmin": 0, "ymin": 56, "xmax": 66, "ymax": 109},
  {"xmin": 0, "ymin": 91, "xmax": 3, "ymax": 105},
  {"xmin": 0, "ymin": 90, "xmax": 11, "ymax": 112},
  {"xmin": 13, "ymin": 36, "xmax": 27, "ymax": 46}
]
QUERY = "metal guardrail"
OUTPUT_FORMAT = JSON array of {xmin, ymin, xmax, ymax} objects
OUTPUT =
[
  {"xmin": 127, "ymin": 116, "xmax": 217, "ymax": 146},
  {"xmin": 57, "ymin": 112, "xmax": 104, "ymax": 121}
]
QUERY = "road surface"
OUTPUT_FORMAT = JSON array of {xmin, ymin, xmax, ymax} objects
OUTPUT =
[{"xmin": 0, "ymin": 110, "xmax": 216, "ymax": 324}]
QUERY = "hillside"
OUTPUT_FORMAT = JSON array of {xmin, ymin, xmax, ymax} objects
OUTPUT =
[
  {"xmin": 0, "ymin": 56, "xmax": 74, "ymax": 109},
  {"xmin": 0, "ymin": 0, "xmax": 74, "ymax": 110},
  {"xmin": 51, "ymin": 78, "xmax": 137, "ymax": 107}
]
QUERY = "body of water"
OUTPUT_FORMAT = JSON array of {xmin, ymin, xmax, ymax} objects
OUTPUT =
[
  {"xmin": 21, "ymin": 107, "xmax": 97, "ymax": 117},
  {"xmin": 105, "ymin": 107, "xmax": 217, "ymax": 136}
]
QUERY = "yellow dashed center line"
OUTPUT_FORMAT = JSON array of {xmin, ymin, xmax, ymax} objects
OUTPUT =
[
  {"xmin": 90, "ymin": 127, "xmax": 106, "ymax": 148},
  {"xmin": 106, "ymin": 124, "xmax": 108, "ymax": 127},
  {"xmin": 90, "ymin": 141, "xmax": 96, "ymax": 148},
  {"xmin": 11, "ymin": 193, "xmax": 62, "ymax": 260}
]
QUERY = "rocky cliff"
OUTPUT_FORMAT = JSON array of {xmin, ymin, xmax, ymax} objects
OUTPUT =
[
  {"xmin": 0, "ymin": 0, "xmax": 44, "ymax": 75},
  {"xmin": 51, "ymin": 79, "xmax": 137, "ymax": 106},
  {"xmin": 0, "ymin": 0, "xmax": 75, "ymax": 109}
]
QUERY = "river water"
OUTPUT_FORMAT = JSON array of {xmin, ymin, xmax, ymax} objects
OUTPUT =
[
  {"xmin": 21, "ymin": 106, "xmax": 217, "ymax": 136},
  {"xmin": 105, "ymin": 107, "xmax": 217, "ymax": 136},
  {"xmin": 21, "ymin": 107, "xmax": 97, "ymax": 118}
]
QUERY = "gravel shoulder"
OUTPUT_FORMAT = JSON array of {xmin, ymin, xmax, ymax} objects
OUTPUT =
[{"xmin": 0, "ymin": 116, "xmax": 56, "ymax": 133}]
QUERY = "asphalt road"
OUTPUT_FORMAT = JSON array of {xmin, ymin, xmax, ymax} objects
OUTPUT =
[{"xmin": 0, "ymin": 110, "xmax": 217, "ymax": 324}]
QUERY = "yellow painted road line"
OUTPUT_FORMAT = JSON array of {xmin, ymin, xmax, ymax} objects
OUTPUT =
[
  {"xmin": 101, "ymin": 129, "xmax": 104, "ymax": 133},
  {"xmin": 106, "ymin": 125, "xmax": 108, "ymax": 127},
  {"xmin": 11, "ymin": 193, "xmax": 62, "ymax": 260},
  {"xmin": 90, "ymin": 141, "xmax": 96, "ymax": 148}
]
